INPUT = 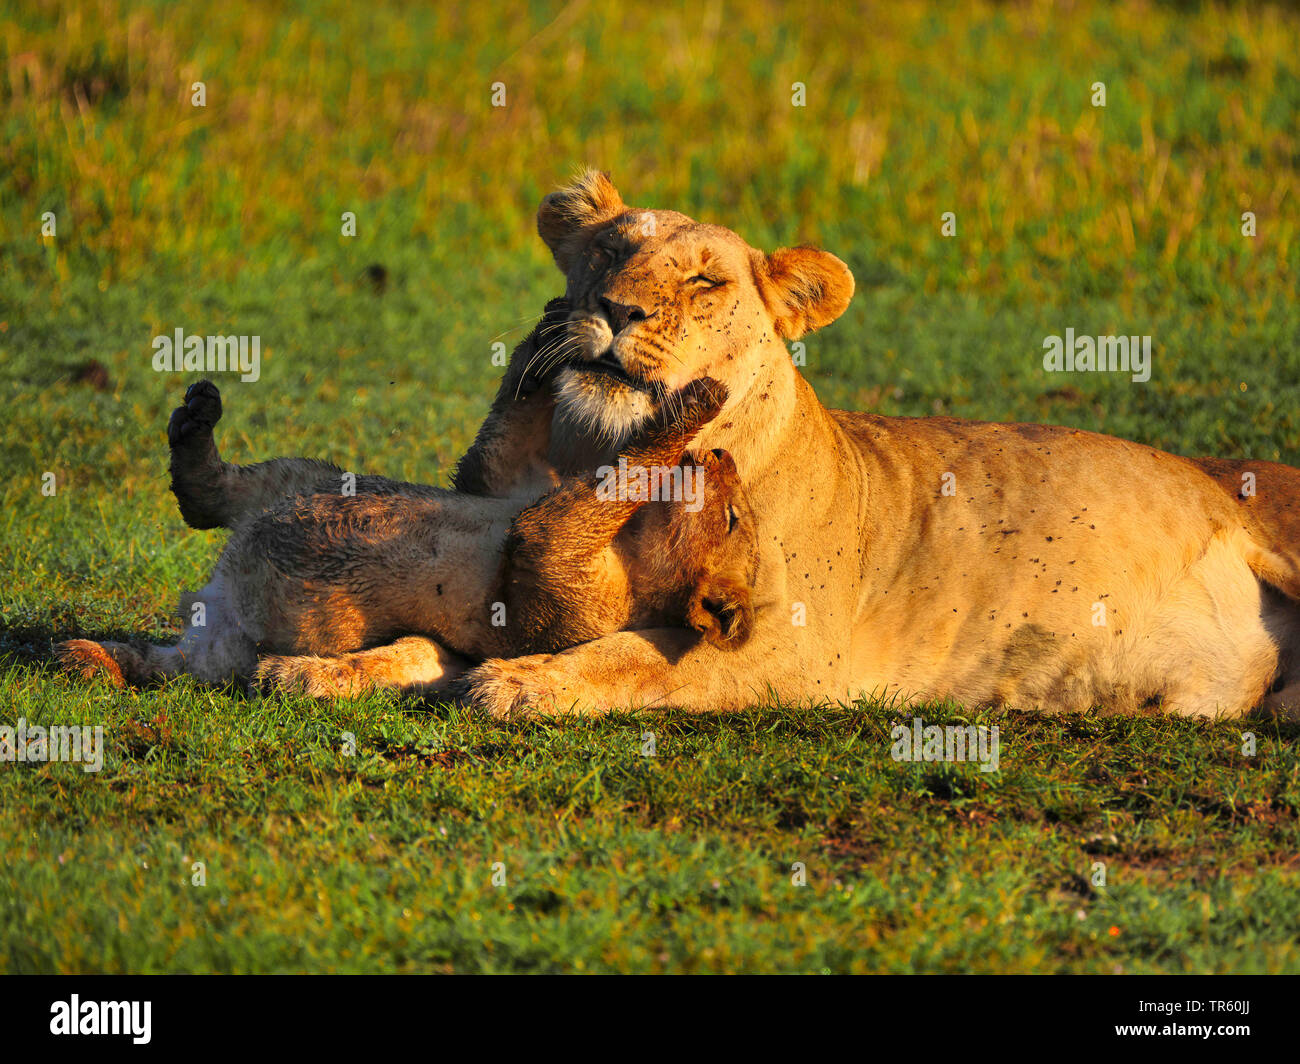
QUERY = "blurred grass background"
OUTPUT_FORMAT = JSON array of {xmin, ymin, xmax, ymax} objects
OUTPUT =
[
  {"xmin": 2, "ymin": 0, "xmax": 1299, "ymax": 973},
  {"xmin": 3, "ymin": 0, "xmax": 1298, "ymax": 596}
]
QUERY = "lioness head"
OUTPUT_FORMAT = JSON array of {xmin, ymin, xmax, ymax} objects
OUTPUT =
[
  {"xmin": 537, "ymin": 170, "xmax": 855, "ymax": 442},
  {"xmin": 630, "ymin": 446, "xmax": 760, "ymax": 649}
]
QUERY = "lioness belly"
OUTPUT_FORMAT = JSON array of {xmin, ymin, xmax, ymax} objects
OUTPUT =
[
  {"xmin": 853, "ymin": 529, "xmax": 1282, "ymax": 716},
  {"xmin": 839, "ymin": 415, "xmax": 1298, "ymax": 717},
  {"xmin": 864, "ymin": 533, "xmax": 1278, "ymax": 715}
]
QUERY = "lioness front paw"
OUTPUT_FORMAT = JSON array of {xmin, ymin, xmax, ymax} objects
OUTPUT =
[
  {"xmin": 461, "ymin": 656, "xmax": 567, "ymax": 720},
  {"xmin": 167, "ymin": 379, "xmax": 223, "ymax": 449}
]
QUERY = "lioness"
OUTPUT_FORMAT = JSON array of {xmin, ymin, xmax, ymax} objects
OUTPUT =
[{"xmin": 156, "ymin": 172, "xmax": 1300, "ymax": 719}]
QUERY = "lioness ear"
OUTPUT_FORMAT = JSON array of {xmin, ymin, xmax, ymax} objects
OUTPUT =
[
  {"xmin": 760, "ymin": 246, "xmax": 855, "ymax": 340},
  {"xmin": 537, "ymin": 169, "xmax": 627, "ymax": 272}
]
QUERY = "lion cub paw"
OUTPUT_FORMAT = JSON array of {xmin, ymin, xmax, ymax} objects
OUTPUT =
[
  {"xmin": 460, "ymin": 656, "xmax": 565, "ymax": 720},
  {"xmin": 167, "ymin": 379, "xmax": 223, "ymax": 450},
  {"xmin": 55, "ymin": 639, "xmax": 127, "ymax": 688},
  {"xmin": 675, "ymin": 376, "xmax": 728, "ymax": 421},
  {"xmin": 256, "ymin": 654, "xmax": 363, "ymax": 699}
]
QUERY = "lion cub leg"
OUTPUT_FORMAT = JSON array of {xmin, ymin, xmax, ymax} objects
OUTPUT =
[
  {"xmin": 508, "ymin": 376, "xmax": 728, "ymax": 570},
  {"xmin": 452, "ymin": 297, "xmax": 570, "ymax": 497},
  {"xmin": 168, "ymin": 379, "xmax": 350, "ymax": 531},
  {"xmin": 502, "ymin": 377, "xmax": 729, "ymax": 652},
  {"xmin": 256, "ymin": 636, "xmax": 468, "ymax": 698},
  {"xmin": 56, "ymin": 574, "xmax": 258, "ymax": 687}
]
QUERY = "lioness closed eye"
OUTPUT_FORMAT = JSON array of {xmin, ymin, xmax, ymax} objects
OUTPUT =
[{"xmin": 58, "ymin": 377, "xmax": 760, "ymax": 694}]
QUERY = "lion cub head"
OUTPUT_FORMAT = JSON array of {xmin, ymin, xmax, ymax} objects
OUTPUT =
[
  {"xmin": 536, "ymin": 169, "xmax": 855, "ymax": 442},
  {"xmin": 624, "ymin": 445, "xmax": 760, "ymax": 649}
]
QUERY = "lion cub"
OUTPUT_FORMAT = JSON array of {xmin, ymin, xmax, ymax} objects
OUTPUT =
[{"xmin": 59, "ymin": 378, "xmax": 758, "ymax": 692}]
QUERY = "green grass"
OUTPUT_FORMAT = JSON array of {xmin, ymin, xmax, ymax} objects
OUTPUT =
[
  {"xmin": 5, "ymin": 691, "xmax": 1299, "ymax": 973},
  {"xmin": 2, "ymin": 0, "xmax": 1299, "ymax": 972}
]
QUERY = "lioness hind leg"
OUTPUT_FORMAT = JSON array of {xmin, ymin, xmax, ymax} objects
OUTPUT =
[{"xmin": 257, "ymin": 636, "xmax": 468, "ymax": 699}]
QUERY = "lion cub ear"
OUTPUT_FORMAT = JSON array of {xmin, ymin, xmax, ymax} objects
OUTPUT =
[
  {"xmin": 759, "ymin": 246, "xmax": 855, "ymax": 340},
  {"xmin": 537, "ymin": 169, "xmax": 627, "ymax": 272},
  {"xmin": 687, "ymin": 580, "xmax": 755, "ymax": 650}
]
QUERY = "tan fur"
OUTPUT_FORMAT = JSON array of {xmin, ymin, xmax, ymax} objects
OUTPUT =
[
  {"xmin": 457, "ymin": 172, "xmax": 1300, "ymax": 719},
  {"xmin": 255, "ymin": 636, "xmax": 469, "ymax": 698}
]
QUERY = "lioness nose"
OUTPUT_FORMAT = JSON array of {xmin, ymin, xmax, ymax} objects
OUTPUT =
[{"xmin": 600, "ymin": 298, "xmax": 646, "ymax": 334}]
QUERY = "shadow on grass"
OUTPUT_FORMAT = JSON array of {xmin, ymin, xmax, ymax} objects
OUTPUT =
[{"xmin": 7, "ymin": 612, "xmax": 1300, "ymax": 743}]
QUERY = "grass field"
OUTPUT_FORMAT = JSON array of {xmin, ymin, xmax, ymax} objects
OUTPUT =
[{"xmin": 2, "ymin": 0, "xmax": 1299, "ymax": 973}]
